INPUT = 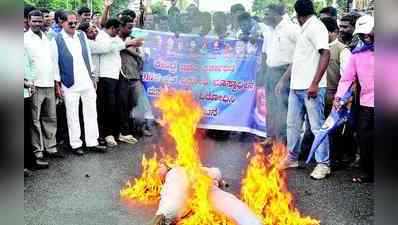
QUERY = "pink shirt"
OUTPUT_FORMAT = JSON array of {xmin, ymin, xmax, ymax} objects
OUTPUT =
[{"xmin": 335, "ymin": 50, "xmax": 374, "ymax": 107}]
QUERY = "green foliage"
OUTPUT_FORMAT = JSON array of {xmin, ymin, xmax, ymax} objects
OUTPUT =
[
  {"xmin": 109, "ymin": 0, "xmax": 129, "ymax": 17},
  {"xmin": 252, "ymin": 0, "xmax": 297, "ymax": 16},
  {"xmin": 151, "ymin": 1, "xmax": 167, "ymax": 16},
  {"xmin": 24, "ymin": 0, "xmax": 106, "ymax": 12}
]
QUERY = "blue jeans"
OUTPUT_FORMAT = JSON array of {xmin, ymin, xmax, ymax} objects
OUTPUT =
[{"xmin": 286, "ymin": 88, "xmax": 330, "ymax": 165}]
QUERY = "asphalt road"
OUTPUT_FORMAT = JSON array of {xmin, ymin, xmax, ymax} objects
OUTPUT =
[{"xmin": 24, "ymin": 128, "xmax": 373, "ymax": 225}]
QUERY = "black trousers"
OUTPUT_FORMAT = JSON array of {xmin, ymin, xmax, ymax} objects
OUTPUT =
[
  {"xmin": 97, "ymin": 78, "xmax": 119, "ymax": 138},
  {"xmin": 358, "ymin": 106, "xmax": 374, "ymax": 179},
  {"xmin": 24, "ymin": 97, "xmax": 34, "ymax": 168},
  {"xmin": 117, "ymin": 77, "xmax": 140, "ymax": 136}
]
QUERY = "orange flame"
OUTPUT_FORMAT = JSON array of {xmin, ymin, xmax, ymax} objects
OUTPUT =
[
  {"xmin": 155, "ymin": 90, "xmax": 234, "ymax": 225},
  {"xmin": 120, "ymin": 153, "xmax": 163, "ymax": 204},
  {"xmin": 121, "ymin": 89, "xmax": 320, "ymax": 225},
  {"xmin": 241, "ymin": 143, "xmax": 320, "ymax": 225}
]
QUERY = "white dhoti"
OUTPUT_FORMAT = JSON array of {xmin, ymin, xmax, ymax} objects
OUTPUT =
[{"xmin": 63, "ymin": 86, "xmax": 99, "ymax": 149}]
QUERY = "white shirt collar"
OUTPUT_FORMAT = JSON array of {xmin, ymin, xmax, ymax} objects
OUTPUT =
[
  {"xmin": 61, "ymin": 29, "xmax": 78, "ymax": 39},
  {"xmin": 275, "ymin": 16, "xmax": 290, "ymax": 30},
  {"xmin": 301, "ymin": 15, "xmax": 316, "ymax": 32},
  {"xmin": 26, "ymin": 28, "xmax": 44, "ymax": 39}
]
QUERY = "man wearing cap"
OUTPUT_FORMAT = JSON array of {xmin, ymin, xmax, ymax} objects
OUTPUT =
[{"xmin": 334, "ymin": 15, "xmax": 375, "ymax": 183}]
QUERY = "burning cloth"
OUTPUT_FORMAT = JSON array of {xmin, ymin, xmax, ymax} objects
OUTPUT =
[{"xmin": 153, "ymin": 166, "xmax": 262, "ymax": 225}]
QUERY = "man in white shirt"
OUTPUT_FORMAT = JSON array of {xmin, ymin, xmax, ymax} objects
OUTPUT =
[
  {"xmin": 262, "ymin": 4, "xmax": 300, "ymax": 144},
  {"xmin": 90, "ymin": 18, "xmax": 140, "ymax": 147},
  {"xmin": 281, "ymin": 0, "xmax": 331, "ymax": 180},
  {"xmin": 24, "ymin": 10, "xmax": 60, "ymax": 167},
  {"xmin": 52, "ymin": 11, "xmax": 106, "ymax": 155}
]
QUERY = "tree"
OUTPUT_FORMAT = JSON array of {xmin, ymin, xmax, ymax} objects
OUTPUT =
[
  {"xmin": 110, "ymin": 0, "xmax": 129, "ymax": 17},
  {"xmin": 150, "ymin": 1, "xmax": 167, "ymax": 16},
  {"xmin": 24, "ymin": 0, "xmax": 106, "ymax": 12},
  {"xmin": 252, "ymin": 0, "xmax": 297, "ymax": 16}
]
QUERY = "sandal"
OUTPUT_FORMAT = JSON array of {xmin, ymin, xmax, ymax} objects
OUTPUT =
[{"xmin": 352, "ymin": 176, "xmax": 373, "ymax": 184}]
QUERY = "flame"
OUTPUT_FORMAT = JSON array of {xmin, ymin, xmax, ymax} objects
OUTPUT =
[
  {"xmin": 120, "ymin": 153, "xmax": 163, "ymax": 204},
  {"xmin": 241, "ymin": 143, "xmax": 320, "ymax": 225},
  {"xmin": 155, "ymin": 90, "xmax": 234, "ymax": 225},
  {"xmin": 121, "ymin": 89, "xmax": 320, "ymax": 225}
]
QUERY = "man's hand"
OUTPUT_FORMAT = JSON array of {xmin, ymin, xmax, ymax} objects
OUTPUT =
[
  {"xmin": 307, "ymin": 83, "xmax": 319, "ymax": 99},
  {"xmin": 30, "ymin": 85, "xmax": 36, "ymax": 96},
  {"xmin": 126, "ymin": 38, "xmax": 144, "ymax": 47},
  {"xmin": 275, "ymin": 79, "xmax": 285, "ymax": 96},
  {"xmin": 333, "ymin": 97, "xmax": 342, "ymax": 110},
  {"xmin": 104, "ymin": 0, "xmax": 113, "ymax": 7},
  {"xmin": 92, "ymin": 77, "xmax": 99, "ymax": 90},
  {"xmin": 55, "ymin": 82, "xmax": 63, "ymax": 97}
]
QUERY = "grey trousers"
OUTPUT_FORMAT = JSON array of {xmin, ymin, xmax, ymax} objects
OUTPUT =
[
  {"xmin": 264, "ymin": 64, "xmax": 290, "ymax": 142},
  {"xmin": 31, "ymin": 87, "xmax": 57, "ymax": 158}
]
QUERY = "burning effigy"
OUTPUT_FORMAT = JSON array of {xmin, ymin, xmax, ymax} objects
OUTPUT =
[{"xmin": 120, "ymin": 90, "xmax": 320, "ymax": 225}]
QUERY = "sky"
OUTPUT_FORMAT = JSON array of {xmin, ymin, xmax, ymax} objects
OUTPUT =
[{"xmin": 199, "ymin": 0, "xmax": 255, "ymax": 12}]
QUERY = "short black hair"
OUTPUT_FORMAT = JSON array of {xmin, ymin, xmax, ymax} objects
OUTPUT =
[
  {"xmin": 294, "ymin": 0, "xmax": 315, "ymax": 17},
  {"xmin": 120, "ymin": 9, "xmax": 136, "ymax": 20},
  {"xmin": 28, "ymin": 10, "xmax": 43, "ymax": 20},
  {"xmin": 119, "ymin": 15, "xmax": 134, "ymax": 26},
  {"xmin": 104, "ymin": 18, "xmax": 121, "ymax": 29},
  {"xmin": 78, "ymin": 22, "xmax": 90, "ymax": 32},
  {"xmin": 340, "ymin": 13, "xmax": 361, "ymax": 27},
  {"xmin": 39, "ymin": 8, "xmax": 50, "ymax": 15},
  {"xmin": 319, "ymin": 6, "xmax": 337, "ymax": 17},
  {"xmin": 266, "ymin": 3, "xmax": 285, "ymax": 16},
  {"xmin": 24, "ymin": 4, "xmax": 36, "ymax": 19},
  {"xmin": 54, "ymin": 10, "xmax": 67, "ymax": 24},
  {"xmin": 321, "ymin": 17, "xmax": 338, "ymax": 33},
  {"xmin": 230, "ymin": 4, "xmax": 245, "ymax": 14},
  {"xmin": 77, "ymin": 6, "xmax": 91, "ymax": 16},
  {"xmin": 238, "ymin": 12, "xmax": 251, "ymax": 22}
]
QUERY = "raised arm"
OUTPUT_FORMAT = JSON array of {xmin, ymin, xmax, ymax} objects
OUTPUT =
[{"xmin": 99, "ymin": 0, "xmax": 113, "ymax": 28}]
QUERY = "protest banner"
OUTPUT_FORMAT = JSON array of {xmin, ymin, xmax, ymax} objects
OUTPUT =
[{"xmin": 132, "ymin": 28, "xmax": 266, "ymax": 137}]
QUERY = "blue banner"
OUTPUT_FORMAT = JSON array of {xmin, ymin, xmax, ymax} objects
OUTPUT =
[{"xmin": 132, "ymin": 29, "xmax": 267, "ymax": 137}]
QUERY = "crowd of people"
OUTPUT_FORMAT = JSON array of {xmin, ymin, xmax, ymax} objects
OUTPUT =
[{"xmin": 24, "ymin": 0, "xmax": 374, "ymax": 184}]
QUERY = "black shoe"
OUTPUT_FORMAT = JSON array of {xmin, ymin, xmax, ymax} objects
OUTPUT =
[
  {"xmin": 46, "ymin": 151, "xmax": 65, "ymax": 159},
  {"xmin": 98, "ymin": 138, "xmax": 106, "ymax": 146},
  {"xmin": 86, "ymin": 145, "xmax": 107, "ymax": 153},
  {"xmin": 24, "ymin": 168, "xmax": 33, "ymax": 177},
  {"xmin": 72, "ymin": 147, "xmax": 85, "ymax": 156},
  {"xmin": 34, "ymin": 159, "xmax": 49, "ymax": 169}
]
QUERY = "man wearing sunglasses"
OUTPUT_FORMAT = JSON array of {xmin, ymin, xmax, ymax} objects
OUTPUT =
[{"xmin": 51, "ymin": 11, "xmax": 106, "ymax": 156}]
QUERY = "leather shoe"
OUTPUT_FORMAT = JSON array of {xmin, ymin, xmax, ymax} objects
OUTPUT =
[
  {"xmin": 34, "ymin": 159, "xmax": 49, "ymax": 169},
  {"xmin": 72, "ymin": 147, "xmax": 85, "ymax": 156},
  {"xmin": 86, "ymin": 145, "xmax": 107, "ymax": 153},
  {"xmin": 24, "ymin": 168, "xmax": 33, "ymax": 177}
]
